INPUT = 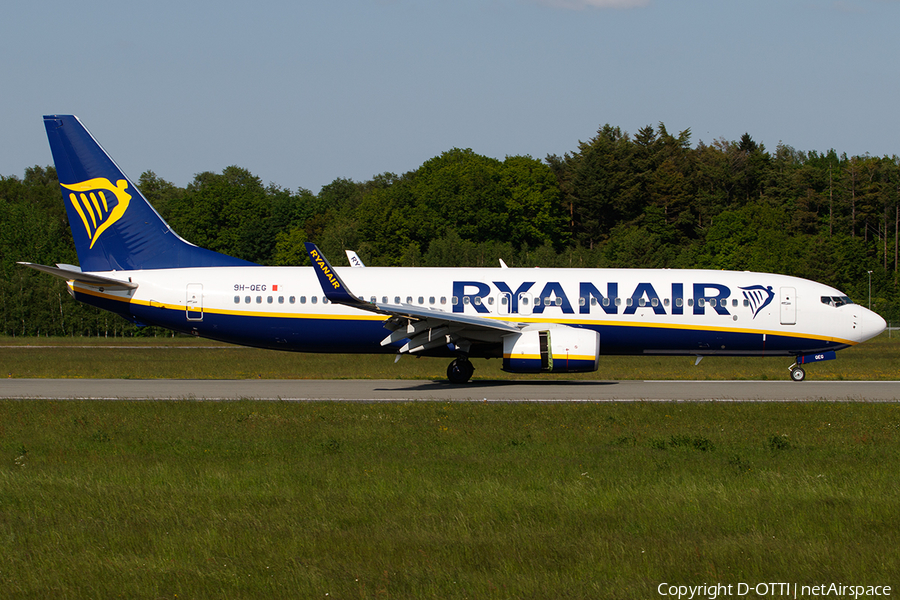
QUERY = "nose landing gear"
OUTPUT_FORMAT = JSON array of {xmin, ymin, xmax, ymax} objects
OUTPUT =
[
  {"xmin": 788, "ymin": 350, "xmax": 837, "ymax": 382},
  {"xmin": 789, "ymin": 364, "xmax": 806, "ymax": 382}
]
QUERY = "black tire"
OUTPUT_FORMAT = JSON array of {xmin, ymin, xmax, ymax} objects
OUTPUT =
[
  {"xmin": 790, "ymin": 367, "xmax": 806, "ymax": 382},
  {"xmin": 447, "ymin": 358, "xmax": 474, "ymax": 384}
]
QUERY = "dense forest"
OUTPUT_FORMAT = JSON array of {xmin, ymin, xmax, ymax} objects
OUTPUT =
[{"xmin": 2, "ymin": 123, "xmax": 899, "ymax": 336}]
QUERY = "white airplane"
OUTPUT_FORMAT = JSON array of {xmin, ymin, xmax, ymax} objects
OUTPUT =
[{"xmin": 22, "ymin": 115, "xmax": 886, "ymax": 383}]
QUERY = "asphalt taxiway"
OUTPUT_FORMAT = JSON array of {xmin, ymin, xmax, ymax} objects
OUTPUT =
[{"xmin": 1, "ymin": 379, "xmax": 898, "ymax": 401}]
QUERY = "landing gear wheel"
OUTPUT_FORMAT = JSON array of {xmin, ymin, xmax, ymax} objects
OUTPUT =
[
  {"xmin": 790, "ymin": 366, "xmax": 806, "ymax": 382},
  {"xmin": 447, "ymin": 358, "xmax": 474, "ymax": 384}
]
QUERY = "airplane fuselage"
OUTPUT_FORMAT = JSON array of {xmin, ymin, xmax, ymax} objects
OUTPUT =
[{"xmin": 69, "ymin": 265, "xmax": 881, "ymax": 359}]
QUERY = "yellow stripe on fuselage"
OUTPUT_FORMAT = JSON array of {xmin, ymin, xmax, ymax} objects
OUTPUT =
[
  {"xmin": 504, "ymin": 353, "xmax": 597, "ymax": 361},
  {"xmin": 70, "ymin": 284, "xmax": 387, "ymax": 322}
]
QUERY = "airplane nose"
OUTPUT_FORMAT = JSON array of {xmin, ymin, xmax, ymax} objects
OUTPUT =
[{"xmin": 853, "ymin": 307, "xmax": 886, "ymax": 343}]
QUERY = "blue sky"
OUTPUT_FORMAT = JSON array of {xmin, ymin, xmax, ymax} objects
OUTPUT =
[{"xmin": 3, "ymin": 0, "xmax": 898, "ymax": 194}]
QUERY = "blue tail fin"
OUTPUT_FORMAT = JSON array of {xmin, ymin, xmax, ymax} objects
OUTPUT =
[{"xmin": 43, "ymin": 115, "xmax": 255, "ymax": 271}]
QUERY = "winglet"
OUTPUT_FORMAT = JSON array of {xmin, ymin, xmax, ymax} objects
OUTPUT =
[
  {"xmin": 305, "ymin": 243, "xmax": 372, "ymax": 309},
  {"xmin": 346, "ymin": 250, "xmax": 366, "ymax": 267}
]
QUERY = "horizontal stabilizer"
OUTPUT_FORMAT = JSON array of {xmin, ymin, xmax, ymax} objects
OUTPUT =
[{"xmin": 18, "ymin": 262, "xmax": 138, "ymax": 290}]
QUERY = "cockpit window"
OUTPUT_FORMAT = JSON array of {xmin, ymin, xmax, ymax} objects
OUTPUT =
[{"xmin": 821, "ymin": 296, "xmax": 853, "ymax": 307}]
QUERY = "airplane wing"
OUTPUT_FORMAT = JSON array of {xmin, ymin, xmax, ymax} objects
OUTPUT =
[
  {"xmin": 305, "ymin": 243, "xmax": 521, "ymax": 354},
  {"xmin": 18, "ymin": 262, "xmax": 138, "ymax": 290}
]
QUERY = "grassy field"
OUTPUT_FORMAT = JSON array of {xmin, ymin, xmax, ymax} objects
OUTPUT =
[
  {"xmin": 1, "ymin": 332, "xmax": 899, "ymax": 380},
  {"xmin": 1, "ymin": 336, "xmax": 898, "ymax": 597},
  {"xmin": 2, "ymin": 400, "xmax": 899, "ymax": 598}
]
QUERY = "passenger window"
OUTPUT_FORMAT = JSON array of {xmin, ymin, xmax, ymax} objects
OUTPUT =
[
  {"xmin": 279, "ymin": 296, "xmax": 284, "ymax": 304},
  {"xmin": 267, "ymin": 296, "xmax": 273, "ymax": 304},
  {"xmin": 300, "ymin": 296, "xmax": 306, "ymax": 304},
  {"xmin": 234, "ymin": 296, "xmax": 240, "ymax": 304},
  {"xmin": 382, "ymin": 296, "xmax": 388, "ymax": 304},
  {"xmin": 256, "ymin": 296, "xmax": 262, "ymax": 304},
  {"xmin": 441, "ymin": 297, "xmax": 447, "ymax": 305},
  {"xmin": 676, "ymin": 298, "xmax": 683, "ymax": 308},
  {"xmin": 394, "ymin": 296, "xmax": 401, "ymax": 304},
  {"xmin": 418, "ymin": 296, "xmax": 425, "ymax": 304},
  {"xmin": 430, "ymin": 296, "xmax": 436, "ymax": 305},
  {"xmin": 289, "ymin": 296, "xmax": 295, "ymax": 304},
  {"xmin": 245, "ymin": 296, "xmax": 251, "ymax": 304},
  {"xmin": 311, "ymin": 296, "xmax": 317, "ymax": 304}
]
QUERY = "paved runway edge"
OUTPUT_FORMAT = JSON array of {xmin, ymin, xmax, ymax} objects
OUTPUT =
[{"xmin": 2, "ymin": 379, "xmax": 899, "ymax": 402}]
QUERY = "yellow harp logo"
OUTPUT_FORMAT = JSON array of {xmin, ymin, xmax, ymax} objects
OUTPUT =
[{"xmin": 61, "ymin": 178, "xmax": 132, "ymax": 249}]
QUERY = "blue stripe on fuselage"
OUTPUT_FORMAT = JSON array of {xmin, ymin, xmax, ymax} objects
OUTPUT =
[{"xmin": 73, "ymin": 290, "xmax": 847, "ymax": 357}]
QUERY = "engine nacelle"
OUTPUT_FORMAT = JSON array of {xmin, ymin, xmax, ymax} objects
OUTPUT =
[{"xmin": 502, "ymin": 326, "xmax": 600, "ymax": 374}]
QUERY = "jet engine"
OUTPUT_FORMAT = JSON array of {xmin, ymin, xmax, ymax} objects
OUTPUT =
[{"xmin": 502, "ymin": 326, "xmax": 600, "ymax": 373}]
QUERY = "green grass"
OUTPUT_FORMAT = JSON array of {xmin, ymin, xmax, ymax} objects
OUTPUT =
[
  {"xmin": 2, "ymin": 401, "xmax": 899, "ymax": 598},
  {"xmin": 2, "ymin": 332, "xmax": 899, "ymax": 380}
]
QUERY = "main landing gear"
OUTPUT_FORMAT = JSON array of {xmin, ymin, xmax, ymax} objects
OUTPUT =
[{"xmin": 447, "ymin": 357, "xmax": 474, "ymax": 384}]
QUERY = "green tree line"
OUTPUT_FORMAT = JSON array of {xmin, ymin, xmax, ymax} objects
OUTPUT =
[{"xmin": 2, "ymin": 123, "xmax": 898, "ymax": 336}]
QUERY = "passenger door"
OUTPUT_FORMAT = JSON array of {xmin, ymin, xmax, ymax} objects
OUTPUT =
[
  {"xmin": 780, "ymin": 286, "xmax": 796, "ymax": 325},
  {"xmin": 186, "ymin": 283, "xmax": 203, "ymax": 321}
]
